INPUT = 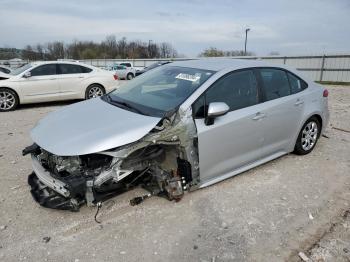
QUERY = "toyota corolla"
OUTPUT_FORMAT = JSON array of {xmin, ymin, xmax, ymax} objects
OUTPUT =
[{"xmin": 23, "ymin": 59, "xmax": 329, "ymax": 211}]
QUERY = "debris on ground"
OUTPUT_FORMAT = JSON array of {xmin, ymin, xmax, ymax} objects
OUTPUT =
[
  {"xmin": 42, "ymin": 236, "xmax": 51, "ymax": 243},
  {"xmin": 332, "ymin": 126, "xmax": 350, "ymax": 133},
  {"xmin": 298, "ymin": 251, "xmax": 310, "ymax": 261},
  {"xmin": 308, "ymin": 212, "xmax": 314, "ymax": 220}
]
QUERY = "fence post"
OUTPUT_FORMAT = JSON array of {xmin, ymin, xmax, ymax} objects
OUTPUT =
[{"xmin": 319, "ymin": 55, "xmax": 326, "ymax": 82}]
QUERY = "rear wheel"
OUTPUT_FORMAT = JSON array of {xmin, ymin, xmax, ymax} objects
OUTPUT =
[
  {"xmin": 294, "ymin": 117, "xmax": 321, "ymax": 155},
  {"xmin": 0, "ymin": 88, "xmax": 19, "ymax": 112},
  {"xmin": 127, "ymin": 73, "xmax": 134, "ymax": 80},
  {"xmin": 85, "ymin": 84, "xmax": 105, "ymax": 99}
]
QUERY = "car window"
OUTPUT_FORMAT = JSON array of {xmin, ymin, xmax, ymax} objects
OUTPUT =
[
  {"xmin": 30, "ymin": 64, "xmax": 57, "ymax": 76},
  {"xmin": 0, "ymin": 67, "xmax": 11, "ymax": 74},
  {"xmin": 259, "ymin": 68, "xmax": 290, "ymax": 101},
  {"xmin": 58, "ymin": 64, "xmax": 84, "ymax": 74},
  {"xmin": 193, "ymin": 70, "xmax": 259, "ymax": 118},
  {"xmin": 10, "ymin": 63, "xmax": 32, "ymax": 75},
  {"xmin": 80, "ymin": 66, "xmax": 92, "ymax": 73},
  {"xmin": 120, "ymin": 63, "xmax": 131, "ymax": 67},
  {"xmin": 287, "ymin": 72, "xmax": 307, "ymax": 94},
  {"xmin": 107, "ymin": 66, "xmax": 214, "ymax": 117},
  {"xmin": 117, "ymin": 65, "xmax": 126, "ymax": 70}
]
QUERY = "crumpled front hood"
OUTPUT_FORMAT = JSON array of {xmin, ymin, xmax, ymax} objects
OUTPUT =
[{"xmin": 31, "ymin": 98, "xmax": 161, "ymax": 156}]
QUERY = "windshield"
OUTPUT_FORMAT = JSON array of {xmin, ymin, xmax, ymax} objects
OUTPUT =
[
  {"xmin": 10, "ymin": 63, "xmax": 32, "ymax": 75},
  {"xmin": 104, "ymin": 66, "xmax": 215, "ymax": 117}
]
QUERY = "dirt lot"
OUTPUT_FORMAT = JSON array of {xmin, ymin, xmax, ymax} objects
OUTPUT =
[{"xmin": 0, "ymin": 85, "xmax": 349, "ymax": 262}]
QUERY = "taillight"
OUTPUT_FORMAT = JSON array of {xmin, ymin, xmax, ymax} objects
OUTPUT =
[
  {"xmin": 113, "ymin": 74, "xmax": 118, "ymax": 80},
  {"xmin": 323, "ymin": 89, "xmax": 329, "ymax": 97}
]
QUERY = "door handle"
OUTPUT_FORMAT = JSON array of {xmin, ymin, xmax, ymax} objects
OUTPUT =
[
  {"xmin": 294, "ymin": 99, "xmax": 304, "ymax": 106},
  {"xmin": 49, "ymin": 78, "xmax": 56, "ymax": 80},
  {"xmin": 252, "ymin": 112, "xmax": 266, "ymax": 120},
  {"xmin": 78, "ymin": 76, "xmax": 85, "ymax": 78}
]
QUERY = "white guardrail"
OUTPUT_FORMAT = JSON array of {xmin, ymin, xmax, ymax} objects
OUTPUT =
[{"xmin": 2, "ymin": 54, "xmax": 350, "ymax": 82}]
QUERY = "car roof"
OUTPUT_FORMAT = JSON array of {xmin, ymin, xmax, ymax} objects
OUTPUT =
[
  {"xmin": 31, "ymin": 60, "xmax": 93, "ymax": 67},
  {"xmin": 170, "ymin": 58, "xmax": 282, "ymax": 72}
]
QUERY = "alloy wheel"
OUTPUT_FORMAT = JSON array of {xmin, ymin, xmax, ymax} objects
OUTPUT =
[
  {"xmin": 301, "ymin": 121, "xmax": 318, "ymax": 151},
  {"xmin": 88, "ymin": 86, "xmax": 104, "ymax": 99},
  {"xmin": 0, "ymin": 91, "xmax": 16, "ymax": 110}
]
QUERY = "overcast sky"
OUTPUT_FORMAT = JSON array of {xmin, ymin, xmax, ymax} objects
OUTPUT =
[{"xmin": 0, "ymin": 0, "xmax": 349, "ymax": 56}]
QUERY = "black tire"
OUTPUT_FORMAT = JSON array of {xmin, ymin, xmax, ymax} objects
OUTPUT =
[
  {"xmin": 127, "ymin": 73, "xmax": 134, "ymax": 80},
  {"xmin": 0, "ymin": 88, "xmax": 19, "ymax": 112},
  {"xmin": 85, "ymin": 84, "xmax": 105, "ymax": 99},
  {"xmin": 294, "ymin": 117, "xmax": 321, "ymax": 155}
]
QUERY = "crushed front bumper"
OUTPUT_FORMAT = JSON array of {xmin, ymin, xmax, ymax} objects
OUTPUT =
[
  {"xmin": 31, "ymin": 154, "xmax": 70, "ymax": 197},
  {"xmin": 28, "ymin": 173, "xmax": 81, "ymax": 211},
  {"xmin": 28, "ymin": 154, "xmax": 83, "ymax": 211}
]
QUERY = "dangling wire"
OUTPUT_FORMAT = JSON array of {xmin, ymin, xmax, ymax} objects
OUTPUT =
[{"xmin": 94, "ymin": 202, "xmax": 102, "ymax": 223}]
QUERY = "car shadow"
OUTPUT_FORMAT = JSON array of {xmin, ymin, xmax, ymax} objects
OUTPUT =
[{"xmin": 16, "ymin": 100, "xmax": 82, "ymax": 111}]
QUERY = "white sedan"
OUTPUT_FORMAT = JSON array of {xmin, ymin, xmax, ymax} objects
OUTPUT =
[
  {"xmin": 0, "ymin": 61, "xmax": 119, "ymax": 111},
  {"xmin": 110, "ymin": 64, "xmax": 136, "ymax": 80}
]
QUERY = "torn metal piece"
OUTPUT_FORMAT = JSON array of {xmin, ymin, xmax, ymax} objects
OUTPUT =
[{"xmin": 130, "ymin": 193, "xmax": 152, "ymax": 206}]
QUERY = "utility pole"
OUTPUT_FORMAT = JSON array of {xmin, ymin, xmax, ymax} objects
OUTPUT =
[
  {"xmin": 244, "ymin": 28, "xmax": 250, "ymax": 56},
  {"xmin": 148, "ymin": 40, "xmax": 152, "ymax": 58}
]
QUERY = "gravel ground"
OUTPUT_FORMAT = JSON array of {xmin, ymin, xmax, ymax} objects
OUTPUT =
[{"xmin": 0, "ymin": 85, "xmax": 349, "ymax": 262}]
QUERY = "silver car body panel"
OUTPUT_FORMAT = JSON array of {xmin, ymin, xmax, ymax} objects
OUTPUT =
[
  {"xmin": 30, "ymin": 97, "xmax": 161, "ymax": 156},
  {"xmin": 173, "ymin": 59, "xmax": 329, "ymax": 187}
]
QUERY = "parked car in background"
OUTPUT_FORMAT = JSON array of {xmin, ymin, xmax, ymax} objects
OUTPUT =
[
  {"xmin": 120, "ymin": 62, "xmax": 144, "ymax": 77},
  {"xmin": 135, "ymin": 61, "xmax": 172, "ymax": 76},
  {"xmin": 109, "ymin": 64, "xmax": 136, "ymax": 80},
  {"xmin": 0, "ymin": 61, "xmax": 119, "ymax": 111},
  {"xmin": 0, "ymin": 65, "xmax": 12, "ymax": 74},
  {"xmin": 23, "ymin": 59, "xmax": 329, "ymax": 211}
]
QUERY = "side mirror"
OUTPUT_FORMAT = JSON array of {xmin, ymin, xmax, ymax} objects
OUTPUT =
[
  {"xmin": 23, "ymin": 71, "xmax": 31, "ymax": 78},
  {"xmin": 205, "ymin": 102, "xmax": 229, "ymax": 126}
]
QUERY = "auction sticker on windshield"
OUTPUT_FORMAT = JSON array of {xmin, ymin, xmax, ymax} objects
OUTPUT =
[{"xmin": 175, "ymin": 73, "xmax": 201, "ymax": 82}]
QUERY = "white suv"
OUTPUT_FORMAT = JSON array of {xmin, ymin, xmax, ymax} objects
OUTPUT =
[{"xmin": 0, "ymin": 61, "xmax": 119, "ymax": 111}]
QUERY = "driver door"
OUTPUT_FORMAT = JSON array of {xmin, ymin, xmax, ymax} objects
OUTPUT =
[
  {"xmin": 193, "ymin": 69, "xmax": 266, "ymax": 184},
  {"xmin": 18, "ymin": 64, "xmax": 60, "ymax": 102}
]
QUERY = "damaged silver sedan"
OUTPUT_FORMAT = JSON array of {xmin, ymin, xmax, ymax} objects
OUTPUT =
[{"xmin": 23, "ymin": 59, "xmax": 329, "ymax": 211}]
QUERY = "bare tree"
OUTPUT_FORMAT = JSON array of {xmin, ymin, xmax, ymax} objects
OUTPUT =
[
  {"xmin": 160, "ymin": 42, "xmax": 177, "ymax": 58},
  {"xmin": 117, "ymin": 37, "xmax": 128, "ymax": 59},
  {"xmin": 47, "ymin": 41, "xmax": 65, "ymax": 59}
]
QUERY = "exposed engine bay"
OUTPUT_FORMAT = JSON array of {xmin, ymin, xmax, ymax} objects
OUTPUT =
[{"xmin": 23, "ymin": 108, "xmax": 200, "ymax": 211}]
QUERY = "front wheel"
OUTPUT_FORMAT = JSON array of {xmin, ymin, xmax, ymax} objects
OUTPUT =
[
  {"xmin": 85, "ymin": 84, "xmax": 105, "ymax": 99},
  {"xmin": 0, "ymin": 88, "xmax": 19, "ymax": 112},
  {"xmin": 294, "ymin": 117, "xmax": 321, "ymax": 155}
]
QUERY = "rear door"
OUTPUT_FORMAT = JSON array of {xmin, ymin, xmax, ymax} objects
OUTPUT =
[
  {"xmin": 57, "ymin": 64, "xmax": 91, "ymax": 99},
  {"xmin": 193, "ymin": 69, "xmax": 266, "ymax": 184},
  {"xmin": 18, "ymin": 64, "xmax": 60, "ymax": 102},
  {"xmin": 256, "ymin": 68, "xmax": 306, "ymax": 156}
]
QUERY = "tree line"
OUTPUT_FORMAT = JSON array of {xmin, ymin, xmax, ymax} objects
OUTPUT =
[
  {"xmin": 20, "ymin": 35, "xmax": 178, "ymax": 60},
  {"xmin": 1, "ymin": 38, "xmax": 281, "ymax": 61},
  {"xmin": 199, "ymin": 47, "xmax": 256, "ymax": 57}
]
